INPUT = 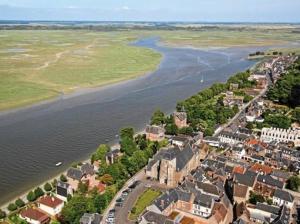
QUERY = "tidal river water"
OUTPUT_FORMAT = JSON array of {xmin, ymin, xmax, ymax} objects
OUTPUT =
[{"xmin": 0, "ymin": 37, "xmax": 259, "ymax": 205}]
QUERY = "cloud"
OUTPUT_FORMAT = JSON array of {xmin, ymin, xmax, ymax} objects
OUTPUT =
[{"xmin": 121, "ymin": 6, "xmax": 130, "ymax": 10}]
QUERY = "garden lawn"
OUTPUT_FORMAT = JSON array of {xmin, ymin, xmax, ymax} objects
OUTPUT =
[{"xmin": 129, "ymin": 189, "xmax": 161, "ymax": 220}]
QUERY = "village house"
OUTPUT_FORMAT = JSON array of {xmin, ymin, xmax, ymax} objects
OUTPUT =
[
  {"xmin": 56, "ymin": 181, "xmax": 73, "ymax": 201},
  {"xmin": 145, "ymin": 142, "xmax": 208, "ymax": 187},
  {"xmin": 145, "ymin": 178, "xmax": 233, "ymax": 224},
  {"xmin": 66, "ymin": 167, "xmax": 84, "ymax": 191},
  {"xmin": 218, "ymin": 131, "xmax": 249, "ymax": 145},
  {"xmin": 260, "ymin": 127, "xmax": 300, "ymax": 147},
  {"xmin": 105, "ymin": 148, "xmax": 121, "ymax": 165},
  {"xmin": 20, "ymin": 208, "xmax": 50, "ymax": 224},
  {"xmin": 173, "ymin": 112, "xmax": 188, "ymax": 128},
  {"xmin": 145, "ymin": 125, "xmax": 165, "ymax": 142},
  {"xmin": 272, "ymin": 189, "xmax": 294, "ymax": 209},
  {"xmin": 139, "ymin": 211, "xmax": 174, "ymax": 224},
  {"xmin": 254, "ymin": 174, "xmax": 284, "ymax": 197},
  {"xmin": 79, "ymin": 213, "xmax": 102, "ymax": 224},
  {"xmin": 247, "ymin": 203, "xmax": 281, "ymax": 223},
  {"xmin": 38, "ymin": 195, "xmax": 64, "ymax": 216},
  {"xmin": 223, "ymin": 91, "xmax": 244, "ymax": 109}
]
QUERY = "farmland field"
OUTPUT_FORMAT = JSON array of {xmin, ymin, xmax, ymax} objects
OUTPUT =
[{"xmin": 0, "ymin": 30, "xmax": 161, "ymax": 110}]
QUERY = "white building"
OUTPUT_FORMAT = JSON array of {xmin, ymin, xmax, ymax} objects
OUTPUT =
[
  {"xmin": 38, "ymin": 195, "xmax": 64, "ymax": 216},
  {"xmin": 192, "ymin": 194, "xmax": 214, "ymax": 218},
  {"xmin": 273, "ymin": 189, "xmax": 294, "ymax": 209},
  {"xmin": 260, "ymin": 127, "xmax": 300, "ymax": 147}
]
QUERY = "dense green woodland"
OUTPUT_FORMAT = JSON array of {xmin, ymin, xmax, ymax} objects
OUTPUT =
[
  {"xmin": 60, "ymin": 128, "xmax": 165, "ymax": 224},
  {"xmin": 267, "ymin": 59, "xmax": 300, "ymax": 108}
]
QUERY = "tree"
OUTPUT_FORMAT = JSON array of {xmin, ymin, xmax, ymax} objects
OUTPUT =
[
  {"xmin": 44, "ymin": 182, "xmax": 52, "ymax": 192},
  {"xmin": 51, "ymin": 179, "xmax": 58, "ymax": 188},
  {"xmin": 60, "ymin": 174, "xmax": 67, "ymax": 182},
  {"xmin": 61, "ymin": 195, "xmax": 96, "ymax": 223},
  {"xmin": 34, "ymin": 187, "xmax": 44, "ymax": 198},
  {"xmin": 249, "ymin": 191, "xmax": 265, "ymax": 205},
  {"xmin": 165, "ymin": 123, "xmax": 178, "ymax": 135},
  {"xmin": 120, "ymin": 127, "xmax": 137, "ymax": 156},
  {"xmin": 0, "ymin": 209, "xmax": 6, "ymax": 219},
  {"xmin": 78, "ymin": 181, "xmax": 88, "ymax": 195},
  {"xmin": 91, "ymin": 144, "xmax": 110, "ymax": 163},
  {"xmin": 293, "ymin": 107, "xmax": 300, "ymax": 123},
  {"xmin": 246, "ymin": 122, "xmax": 254, "ymax": 130},
  {"xmin": 100, "ymin": 174, "xmax": 114, "ymax": 185},
  {"xmin": 286, "ymin": 176, "xmax": 300, "ymax": 191},
  {"xmin": 27, "ymin": 191, "xmax": 36, "ymax": 202},
  {"xmin": 150, "ymin": 109, "xmax": 165, "ymax": 125},
  {"xmin": 15, "ymin": 198, "xmax": 25, "ymax": 208},
  {"xmin": 178, "ymin": 127, "xmax": 194, "ymax": 136},
  {"xmin": 264, "ymin": 114, "xmax": 291, "ymax": 129},
  {"xmin": 7, "ymin": 203, "xmax": 18, "ymax": 212}
]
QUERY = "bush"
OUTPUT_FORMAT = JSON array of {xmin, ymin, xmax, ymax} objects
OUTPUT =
[
  {"xmin": 0, "ymin": 209, "xmax": 6, "ymax": 219},
  {"xmin": 27, "ymin": 191, "xmax": 36, "ymax": 202},
  {"xmin": 44, "ymin": 182, "xmax": 52, "ymax": 192},
  {"xmin": 34, "ymin": 187, "xmax": 44, "ymax": 198},
  {"xmin": 15, "ymin": 198, "xmax": 25, "ymax": 208},
  {"xmin": 60, "ymin": 174, "xmax": 67, "ymax": 182},
  {"xmin": 249, "ymin": 191, "xmax": 265, "ymax": 205},
  {"xmin": 7, "ymin": 203, "xmax": 18, "ymax": 212},
  {"xmin": 286, "ymin": 176, "xmax": 300, "ymax": 191}
]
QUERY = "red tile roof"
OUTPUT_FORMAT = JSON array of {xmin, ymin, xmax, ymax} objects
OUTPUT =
[
  {"xmin": 233, "ymin": 166, "xmax": 245, "ymax": 174},
  {"xmin": 250, "ymin": 163, "xmax": 273, "ymax": 174},
  {"xmin": 98, "ymin": 183, "xmax": 106, "ymax": 193},
  {"xmin": 20, "ymin": 208, "xmax": 49, "ymax": 222},
  {"xmin": 38, "ymin": 195, "xmax": 63, "ymax": 208}
]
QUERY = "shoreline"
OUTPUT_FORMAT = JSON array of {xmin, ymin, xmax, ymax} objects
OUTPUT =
[
  {"xmin": 0, "ymin": 38, "xmax": 266, "ymax": 211},
  {"xmin": 0, "ymin": 128, "xmax": 147, "ymax": 210}
]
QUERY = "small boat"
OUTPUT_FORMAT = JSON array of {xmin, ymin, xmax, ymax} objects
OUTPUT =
[
  {"xmin": 200, "ymin": 74, "xmax": 204, "ymax": 83},
  {"xmin": 55, "ymin": 162, "xmax": 62, "ymax": 167}
]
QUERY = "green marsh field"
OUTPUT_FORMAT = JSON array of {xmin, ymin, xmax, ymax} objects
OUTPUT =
[{"xmin": 0, "ymin": 26, "xmax": 299, "ymax": 111}]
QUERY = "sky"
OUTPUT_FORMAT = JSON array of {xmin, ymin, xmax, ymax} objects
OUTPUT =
[{"xmin": 0, "ymin": 0, "xmax": 299, "ymax": 22}]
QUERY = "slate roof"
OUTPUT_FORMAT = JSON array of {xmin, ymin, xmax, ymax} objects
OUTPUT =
[
  {"xmin": 194, "ymin": 193, "xmax": 213, "ymax": 208},
  {"xmin": 273, "ymin": 189, "xmax": 294, "ymax": 202},
  {"xmin": 271, "ymin": 206, "xmax": 290, "ymax": 224},
  {"xmin": 257, "ymin": 175, "xmax": 284, "ymax": 189},
  {"xmin": 142, "ymin": 211, "xmax": 174, "ymax": 224},
  {"xmin": 81, "ymin": 163, "xmax": 95, "ymax": 176},
  {"xmin": 67, "ymin": 167, "xmax": 83, "ymax": 181},
  {"xmin": 219, "ymin": 131, "xmax": 249, "ymax": 141},
  {"xmin": 196, "ymin": 182, "xmax": 220, "ymax": 196},
  {"xmin": 146, "ymin": 125, "xmax": 164, "ymax": 134},
  {"xmin": 79, "ymin": 213, "xmax": 102, "ymax": 224},
  {"xmin": 271, "ymin": 170, "xmax": 291, "ymax": 180},
  {"xmin": 256, "ymin": 203, "xmax": 280, "ymax": 215},
  {"xmin": 174, "ymin": 112, "xmax": 187, "ymax": 121},
  {"xmin": 192, "ymin": 168, "xmax": 205, "ymax": 182},
  {"xmin": 57, "ymin": 180, "xmax": 70, "ymax": 189},
  {"xmin": 162, "ymin": 144, "xmax": 195, "ymax": 171},
  {"xmin": 234, "ymin": 170, "xmax": 257, "ymax": 187},
  {"xmin": 153, "ymin": 189, "xmax": 192, "ymax": 212}
]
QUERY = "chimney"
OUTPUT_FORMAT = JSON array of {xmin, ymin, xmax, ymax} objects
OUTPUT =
[
  {"xmin": 51, "ymin": 197, "xmax": 55, "ymax": 202},
  {"xmin": 160, "ymin": 200, "xmax": 165, "ymax": 208}
]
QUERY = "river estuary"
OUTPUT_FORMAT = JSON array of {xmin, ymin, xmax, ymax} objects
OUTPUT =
[{"xmin": 0, "ymin": 37, "xmax": 259, "ymax": 205}]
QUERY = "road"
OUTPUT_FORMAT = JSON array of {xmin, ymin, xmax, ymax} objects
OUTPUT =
[
  {"xmin": 101, "ymin": 168, "xmax": 146, "ymax": 224},
  {"xmin": 213, "ymin": 85, "xmax": 268, "ymax": 137}
]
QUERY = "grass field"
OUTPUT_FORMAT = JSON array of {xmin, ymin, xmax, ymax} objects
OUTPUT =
[
  {"xmin": 154, "ymin": 28, "xmax": 300, "ymax": 48},
  {"xmin": 0, "ymin": 30, "xmax": 161, "ymax": 110},
  {"xmin": 129, "ymin": 189, "xmax": 161, "ymax": 220},
  {"xmin": 1, "ymin": 27, "xmax": 300, "ymax": 111}
]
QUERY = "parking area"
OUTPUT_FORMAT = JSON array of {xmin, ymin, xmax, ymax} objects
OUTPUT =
[{"xmin": 104, "ymin": 178, "xmax": 170, "ymax": 224}]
